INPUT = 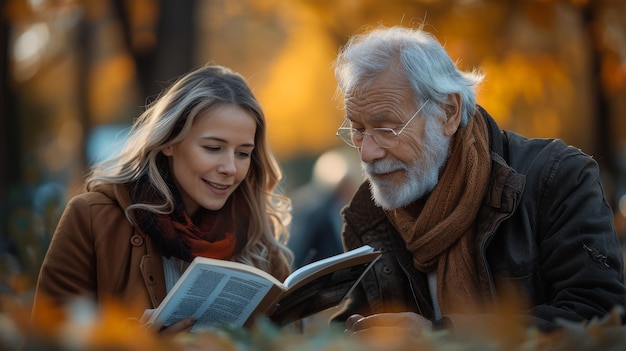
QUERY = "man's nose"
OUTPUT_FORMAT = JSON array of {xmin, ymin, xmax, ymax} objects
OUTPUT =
[{"xmin": 358, "ymin": 134, "xmax": 386, "ymax": 163}]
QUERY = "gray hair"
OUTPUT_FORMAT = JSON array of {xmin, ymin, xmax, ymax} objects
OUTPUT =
[{"xmin": 334, "ymin": 25, "xmax": 484, "ymax": 125}]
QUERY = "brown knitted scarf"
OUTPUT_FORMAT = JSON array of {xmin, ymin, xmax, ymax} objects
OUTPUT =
[{"xmin": 386, "ymin": 110, "xmax": 491, "ymax": 314}]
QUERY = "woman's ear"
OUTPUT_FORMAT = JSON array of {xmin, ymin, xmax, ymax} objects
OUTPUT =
[
  {"xmin": 443, "ymin": 93, "xmax": 462, "ymax": 137},
  {"xmin": 162, "ymin": 146, "xmax": 173, "ymax": 156}
]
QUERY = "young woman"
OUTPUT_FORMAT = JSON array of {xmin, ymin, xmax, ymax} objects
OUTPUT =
[{"xmin": 32, "ymin": 65, "xmax": 293, "ymax": 334}]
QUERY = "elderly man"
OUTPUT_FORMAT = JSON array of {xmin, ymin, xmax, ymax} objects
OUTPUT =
[{"xmin": 331, "ymin": 25, "xmax": 626, "ymax": 336}]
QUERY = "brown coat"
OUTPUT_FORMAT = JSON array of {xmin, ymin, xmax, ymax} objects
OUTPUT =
[{"xmin": 33, "ymin": 184, "xmax": 167, "ymax": 319}]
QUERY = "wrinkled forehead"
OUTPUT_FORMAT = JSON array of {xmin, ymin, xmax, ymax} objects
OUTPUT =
[{"xmin": 344, "ymin": 68, "xmax": 415, "ymax": 118}]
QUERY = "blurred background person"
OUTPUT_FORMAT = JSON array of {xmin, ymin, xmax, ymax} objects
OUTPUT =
[{"xmin": 288, "ymin": 147, "xmax": 363, "ymax": 268}]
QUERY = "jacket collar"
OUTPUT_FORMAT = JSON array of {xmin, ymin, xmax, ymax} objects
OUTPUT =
[
  {"xmin": 475, "ymin": 105, "xmax": 526, "ymax": 213},
  {"xmin": 477, "ymin": 104, "xmax": 506, "ymax": 159}
]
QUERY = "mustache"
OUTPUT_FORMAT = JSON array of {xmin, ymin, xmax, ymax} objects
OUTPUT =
[{"xmin": 363, "ymin": 159, "xmax": 407, "ymax": 174}]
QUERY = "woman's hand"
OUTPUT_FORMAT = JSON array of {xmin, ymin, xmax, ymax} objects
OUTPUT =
[
  {"xmin": 148, "ymin": 317, "xmax": 196, "ymax": 335},
  {"xmin": 141, "ymin": 308, "xmax": 196, "ymax": 335}
]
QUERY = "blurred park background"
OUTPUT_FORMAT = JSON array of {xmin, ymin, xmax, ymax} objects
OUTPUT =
[{"xmin": 1, "ymin": 0, "xmax": 626, "ymax": 298}]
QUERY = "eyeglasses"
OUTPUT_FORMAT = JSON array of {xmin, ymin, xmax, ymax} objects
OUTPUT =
[{"xmin": 336, "ymin": 99, "xmax": 430, "ymax": 149}]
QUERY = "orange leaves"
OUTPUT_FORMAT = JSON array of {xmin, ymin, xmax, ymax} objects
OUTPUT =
[
  {"xmin": 1, "ymin": 289, "xmax": 626, "ymax": 350},
  {"xmin": 83, "ymin": 299, "xmax": 165, "ymax": 351},
  {"xmin": 4, "ymin": 291, "xmax": 247, "ymax": 351},
  {"xmin": 601, "ymin": 55, "xmax": 625, "ymax": 95},
  {"xmin": 88, "ymin": 53, "xmax": 137, "ymax": 124},
  {"xmin": 124, "ymin": 0, "xmax": 160, "ymax": 54},
  {"xmin": 478, "ymin": 52, "xmax": 572, "ymax": 139},
  {"xmin": 4, "ymin": 293, "xmax": 66, "ymax": 344}
]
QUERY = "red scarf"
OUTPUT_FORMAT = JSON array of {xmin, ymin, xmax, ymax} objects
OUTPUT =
[{"xmin": 130, "ymin": 174, "xmax": 243, "ymax": 261}]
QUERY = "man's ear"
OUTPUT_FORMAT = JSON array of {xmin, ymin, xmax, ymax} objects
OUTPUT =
[{"xmin": 443, "ymin": 93, "xmax": 462, "ymax": 137}]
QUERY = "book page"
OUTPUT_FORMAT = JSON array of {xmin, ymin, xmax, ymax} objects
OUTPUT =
[
  {"xmin": 149, "ymin": 259, "xmax": 283, "ymax": 332},
  {"xmin": 283, "ymin": 245, "xmax": 375, "ymax": 287},
  {"xmin": 270, "ymin": 251, "xmax": 381, "ymax": 326}
]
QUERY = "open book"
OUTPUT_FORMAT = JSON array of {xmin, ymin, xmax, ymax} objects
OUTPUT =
[{"xmin": 147, "ymin": 245, "xmax": 380, "ymax": 332}]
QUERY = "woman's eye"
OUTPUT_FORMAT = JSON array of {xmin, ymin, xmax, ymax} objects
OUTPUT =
[
  {"xmin": 236, "ymin": 151, "xmax": 252, "ymax": 158},
  {"xmin": 203, "ymin": 146, "xmax": 221, "ymax": 152}
]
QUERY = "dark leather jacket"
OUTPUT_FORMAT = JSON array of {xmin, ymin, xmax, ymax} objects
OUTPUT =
[{"xmin": 334, "ymin": 107, "xmax": 626, "ymax": 332}]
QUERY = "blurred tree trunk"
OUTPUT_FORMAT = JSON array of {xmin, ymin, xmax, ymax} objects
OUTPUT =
[
  {"xmin": 74, "ymin": 0, "xmax": 197, "ymax": 169},
  {"xmin": 76, "ymin": 6, "xmax": 95, "ymax": 174},
  {"xmin": 581, "ymin": 2, "xmax": 617, "ymax": 207},
  {"xmin": 0, "ymin": 0, "xmax": 21, "ymax": 253},
  {"xmin": 113, "ymin": 0, "xmax": 197, "ymax": 102},
  {"xmin": 0, "ymin": 2, "xmax": 8, "ymax": 203},
  {"xmin": 1, "ymin": 4, "xmax": 21, "ymax": 210}
]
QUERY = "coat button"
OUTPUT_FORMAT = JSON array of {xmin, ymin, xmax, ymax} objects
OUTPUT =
[
  {"xmin": 382, "ymin": 265, "xmax": 392, "ymax": 274},
  {"xmin": 130, "ymin": 235, "xmax": 144, "ymax": 246}
]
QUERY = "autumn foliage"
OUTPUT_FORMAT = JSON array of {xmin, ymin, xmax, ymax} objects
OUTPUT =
[{"xmin": 1, "ymin": 285, "xmax": 625, "ymax": 351}]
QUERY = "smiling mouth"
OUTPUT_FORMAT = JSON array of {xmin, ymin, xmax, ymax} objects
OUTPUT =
[
  {"xmin": 369, "ymin": 169, "xmax": 400, "ymax": 177},
  {"xmin": 204, "ymin": 179, "xmax": 229, "ymax": 190}
]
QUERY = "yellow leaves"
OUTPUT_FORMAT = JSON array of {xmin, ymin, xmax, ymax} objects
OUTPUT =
[
  {"xmin": 10, "ymin": 293, "xmax": 246, "ymax": 351},
  {"xmin": 27, "ymin": 295, "xmax": 153, "ymax": 350},
  {"xmin": 83, "ymin": 299, "xmax": 165, "ymax": 351},
  {"xmin": 478, "ymin": 52, "xmax": 572, "ymax": 139},
  {"xmin": 256, "ymin": 8, "xmax": 341, "ymax": 158},
  {"xmin": 124, "ymin": 0, "xmax": 160, "ymax": 54},
  {"xmin": 601, "ymin": 55, "xmax": 625, "ymax": 95},
  {"xmin": 8, "ymin": 293, "xmax": 66, "ymax": 342},
  {"xmin": 4, "ymin": 0, "xmax": 31, "ymax": 21},
  {"xmin": 89, "ymin": 53, "xmax": 137, "ymax": 124},
  {"xmin": 2, "ymin": 289, "xmax": 626, "ymax": 351},
  {"xmin": 485, "ymin": 283, "xmax": 536, "ymax": 350},
  {"xmin": 569, "ymin": 0, "xmax": 590, "ymax": 6}
]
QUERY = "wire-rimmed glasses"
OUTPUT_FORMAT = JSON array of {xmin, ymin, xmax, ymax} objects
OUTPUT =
[{"xmin": 336, "ymin": 99, "xmax": 430, "ymax": 149}]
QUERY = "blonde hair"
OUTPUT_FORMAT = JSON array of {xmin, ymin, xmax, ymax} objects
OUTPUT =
[{"xmin": 86, "ymin": 64, "xmax": 292, "ymax": 278}]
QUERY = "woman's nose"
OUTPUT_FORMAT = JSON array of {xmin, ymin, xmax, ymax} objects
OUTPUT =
[{"xmin": 218, "ymin": 154, "xmax": 237, "ymax": 175}]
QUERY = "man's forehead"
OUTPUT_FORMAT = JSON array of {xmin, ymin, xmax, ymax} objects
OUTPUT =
[{"xmin": 345, "ymin": 86, "xmax": 412, "ymax": 114}]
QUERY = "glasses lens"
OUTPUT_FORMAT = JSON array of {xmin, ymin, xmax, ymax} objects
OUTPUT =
[
  {"xmin": 336, "ymin": 128, "xmax": 359, "ymax": 147},
  {"xmin": 371, "ymin": 129, "xmax": 399, "ymax": 148}
]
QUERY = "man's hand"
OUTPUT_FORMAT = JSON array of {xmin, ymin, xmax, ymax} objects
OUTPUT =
[{"xmin": 345, "ymin": 312, "xmax": 432, "ymax": 340}]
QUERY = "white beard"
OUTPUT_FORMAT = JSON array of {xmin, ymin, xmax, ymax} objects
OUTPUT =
[{"xmin": 363, "ymin": 117, "xmax": 451, "ymax": 210}]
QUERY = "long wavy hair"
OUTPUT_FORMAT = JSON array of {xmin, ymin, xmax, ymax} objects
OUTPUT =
[
  {"xmin": 334, "ymin": 24, "xmax": 484, "ymax": 126},
  {"xmin": 85, "ymin": 64, "xmax": 292, "ymax": 278}
]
